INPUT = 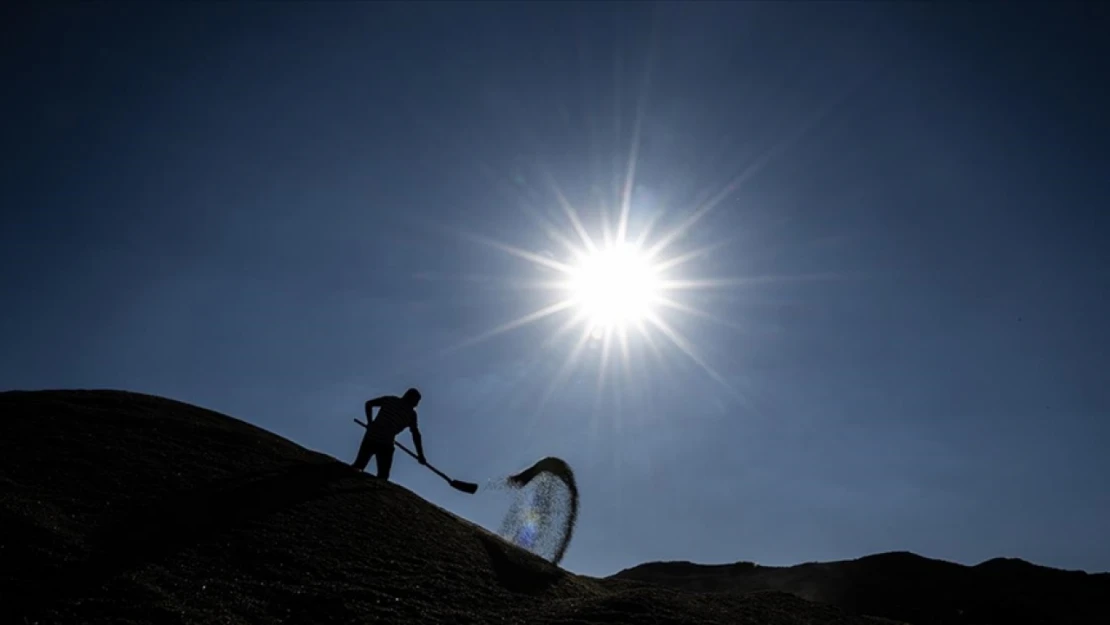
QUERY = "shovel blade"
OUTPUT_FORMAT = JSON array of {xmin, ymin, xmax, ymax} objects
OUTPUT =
[{"xmin": 451, "ymin": 480, "xmax": 479, "ymax": 494}]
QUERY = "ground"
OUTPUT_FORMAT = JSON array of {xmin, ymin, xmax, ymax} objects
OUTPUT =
[
  {"xmin": 0, "ymin": 389, "xmax": 1102, "ymax": 624},
  {"xmin": 614, "ymin": 552, "xmax": 1109, "ymax": 625}
]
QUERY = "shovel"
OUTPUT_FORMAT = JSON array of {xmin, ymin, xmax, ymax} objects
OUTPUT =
[{"xmin": 353, "ymin": 418, "xmax": 479, "ymax": 494}]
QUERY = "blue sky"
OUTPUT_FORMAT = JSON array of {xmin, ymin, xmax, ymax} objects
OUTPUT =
[{"xmin": 3, "ymin": 2, "xmax": 1108, "ymax": 577}]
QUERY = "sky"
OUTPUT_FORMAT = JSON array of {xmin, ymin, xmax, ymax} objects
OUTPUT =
[{"xmin": 3, "ymin": 2, "xmax": 1109, "ymax": 577}]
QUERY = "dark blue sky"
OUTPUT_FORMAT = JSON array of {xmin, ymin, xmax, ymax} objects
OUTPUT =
[{"xmin": 4, "ymin": 2, "xmax": 1108, "ymax": 576}]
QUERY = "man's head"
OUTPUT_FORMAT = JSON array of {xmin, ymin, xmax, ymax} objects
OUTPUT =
[{"xmin": 402, "ymin": 387, "xmax": 422, "ymax": 407}]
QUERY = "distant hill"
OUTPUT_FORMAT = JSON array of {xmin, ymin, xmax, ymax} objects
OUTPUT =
[
  {"xmin": 610, "ymin": 551, "xmax": 1109, "ymax": 625},
  {"xmin": 0, "ymin": 389, "xmax": 893, "ymax": 624}
]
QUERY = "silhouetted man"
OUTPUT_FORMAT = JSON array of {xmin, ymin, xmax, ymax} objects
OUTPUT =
[{"xmin": 352, "ymin": 387, "xmax": 426, "ymax": 480}]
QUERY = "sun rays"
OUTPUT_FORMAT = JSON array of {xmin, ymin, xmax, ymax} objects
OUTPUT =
[
  {"xmin": 414, "ymin": 10, "xmax": 861, "ymax": 402},
  {"xmin": 416, "ymin": 109, "xmax": 855, "ymax": 405},
  {"xmin": 434, "ymin": 184, "xmax": 745, "ymax": 396}
]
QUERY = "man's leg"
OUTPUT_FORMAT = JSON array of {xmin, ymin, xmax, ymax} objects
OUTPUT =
[
  {"xmin": 352, "ymin": 432, "xmax": 377, "ymax": 471},
  {"xmin": 376, "ymin": 444, "xmax": 396, "ymax": 481}
]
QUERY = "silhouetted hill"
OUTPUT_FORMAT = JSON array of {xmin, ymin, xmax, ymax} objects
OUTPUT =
[
  {"xmin": 0, "ymin": 389, "xmax": 895, "ymax": 625},
  {"xmin": 611, "ymin": 550, "xmax": 1110, "ymax": 625}
]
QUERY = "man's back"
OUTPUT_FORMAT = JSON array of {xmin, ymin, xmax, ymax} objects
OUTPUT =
[{"xmin": 367, "ymin": 395, "xmax": 417, "ymax": 440}]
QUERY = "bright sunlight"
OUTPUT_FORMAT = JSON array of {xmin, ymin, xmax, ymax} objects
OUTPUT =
[
  {"xmin": 565, "ymin": 242, "xmax": 662, "ymax": 337},
  {"xmin": 432, "ymin": 84, "xmax": 802, "ymax": 396}
]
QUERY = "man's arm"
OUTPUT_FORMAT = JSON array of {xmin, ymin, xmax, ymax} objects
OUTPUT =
[
  {"xmin": 364, "ymin": 396, "xmax": 386, "ymax": 419},
  {"xmin": 411, "ymin": 425, "xmax": 426, "ymax": 464}
]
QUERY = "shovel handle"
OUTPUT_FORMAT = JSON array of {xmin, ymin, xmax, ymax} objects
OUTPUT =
[
  {"xmin": 394, "ymin": 441, "xmax": 451, "ymax": 482},
  {"xmin": 352, "ymin": 418, "xmax": 447, "ymax": 480}
]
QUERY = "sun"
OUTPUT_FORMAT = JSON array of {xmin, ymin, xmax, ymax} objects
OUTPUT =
[
  {"xmin": 432, "ymin": 143, "xmax": 766, "ymax": 394},
  {"xmin": 565, "ymin": 242, "xmax": 662, "ymax": 337},
  {"xmin": 439, "ymin": 204, "xmax": 737, "ymax": 391}
]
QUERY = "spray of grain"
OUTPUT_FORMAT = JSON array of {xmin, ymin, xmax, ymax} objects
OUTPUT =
[{"xmin": 491, "ymin": 456, "xmax": 578, "ymax": 565}]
